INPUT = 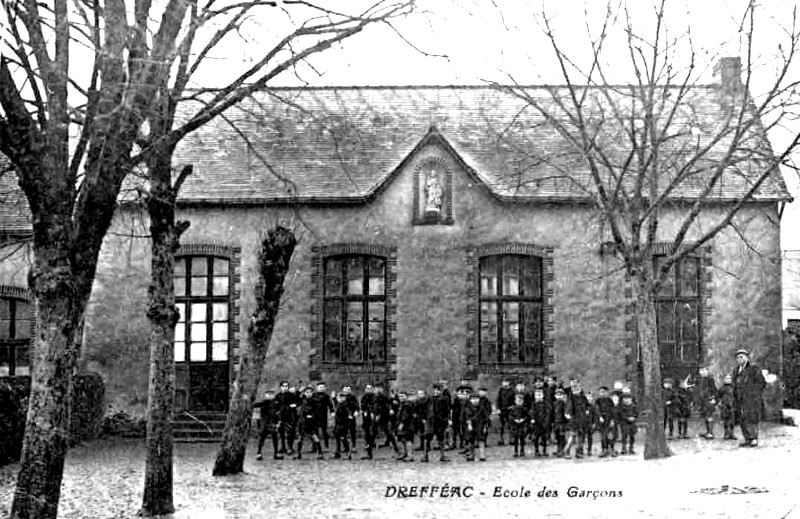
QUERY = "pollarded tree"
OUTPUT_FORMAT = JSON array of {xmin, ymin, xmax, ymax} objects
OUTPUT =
[
  {"xmin": 0, "ymin": 0, "xmax": 416, "ymax": 517},
  {"xmin": 495, "ymin": 0, "xmax": 799, "ymax": 458}
]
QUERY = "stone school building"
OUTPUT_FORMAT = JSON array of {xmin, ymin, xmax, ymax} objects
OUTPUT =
[{"xmin": 0, "ymin": 70, "xmax": 791, "ymax": 414}]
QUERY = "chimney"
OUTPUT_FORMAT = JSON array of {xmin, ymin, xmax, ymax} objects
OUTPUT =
[{"xmin": 713, "ymin": 57, "xmax": 742, "ymax": 95}]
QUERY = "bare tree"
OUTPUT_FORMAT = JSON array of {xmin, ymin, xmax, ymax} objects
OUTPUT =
[
  {"xmin": 212, "ymin": 226, "xmax": 296, "ymax": 476},
  {"xmin": 0, "ymin": 0, "xmax": 416, "ymax": 516},
  {"xmin": 495, "ymin": 0, "xmax": 799, "ymax": 458}
]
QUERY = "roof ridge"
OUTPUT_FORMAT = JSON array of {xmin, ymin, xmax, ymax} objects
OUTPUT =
[{"xmin": 183, "ymin": 84, "xmax": 723, "ymax": 93}]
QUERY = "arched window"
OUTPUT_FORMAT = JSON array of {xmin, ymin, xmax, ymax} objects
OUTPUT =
[
  {"xmin": 323, "ymin": 254, "xmax": 387, "ymax": 364},
  {"xmin": 0, "ymin": 295, "xmax": 32, "ymax": 376},
  {"xmin": 478, "ymin": 254, "xmax": 544, "ymax": 365}
]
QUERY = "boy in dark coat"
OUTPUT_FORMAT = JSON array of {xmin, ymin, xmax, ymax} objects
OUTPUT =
[
  {"xmin": 509, "ymin": 393, "xmax": 530, "ymax": 457},
  {"xmin": 595, "ymin": 387, "xmax": 615, "ymax": 457},
  {"xmin": 662, "ymin": 378, "xmax": 678, "ymax": 439},
  {"xmin": 275, "ymin": 380, "xmax": 298, "ymax": 455},
  {"xmin": 551, "ymin": 388, "xmax": 568, "ymax": 457},
  {"xmin": 360, "ymin": 384, "xmax": 378, "ymax": 459},
  {"xmin": 254, "ymin": 390, "xmax": 283, "ymax": 461},
  {"xmin": 565, "ymin": 381, "xmax": 591, "ymax": 459},
  {"xmin": 414, "ymin": 389, "xmax": 430, "ymax": 452},
  {"xmin": 696, "ymin": 367, "xmax": 718, "ymax": 439},
  {"xmin": 496, "ymin": 379, "xmax": 516, "ymax": 446},
  {"xmin": 333, "ymin": 392, "xmax": 354, "ymax": 460},
  {"xmin": 464, "ymin": 393, "xmax": 490, "ymax": 461},
  {"xmin": 619, "ymin": 393, "xmax": 638, "ymax": 454},
  {"xmin": 453, "ymin": 386, "xmax": 470, "ymax": 452},
  {"xmin": 340, "ymin": 385, "xmax": 360, "ymax": 452},
  {"xmin": 396, "ymin": 392, "xmax": 416, "ymax": 461},
  {"xmin": 424, "ymin": 384, "xmax": 452, "ymax": 462},
  {"xmin": 530, "ymin": 388, "xmax": 551, "ymax": 457},
  {"xmin": 585, "ymin": 392, "xmax": 598, "ymax": 456},
  {"xmin": 309, "ymin": 382, "xmax": 334, "ymax": 450},
  {"xmin": 718, "ymin": 374, "xmax": 737, "ymax": 440},
  {"xmin": 374, "ymin": 384, "xmax": 398, "ymax": 453},
  {"xmin": 676, "ymin": 378, "xmax": 692, "ymax": 439},
  {"xmin": 294, "ymin": 387, "xmax": 323, "ymax": 460}
]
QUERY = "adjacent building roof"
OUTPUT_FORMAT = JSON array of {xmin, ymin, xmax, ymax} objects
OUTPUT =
[{"xmin": 172, "ymin": 84, "xmax": 791, "ymax": 204}]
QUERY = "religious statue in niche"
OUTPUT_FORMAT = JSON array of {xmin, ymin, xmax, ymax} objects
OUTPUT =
[{"xmin": 423, "ymin": 163, "xmax": 444, "ymax": 215}]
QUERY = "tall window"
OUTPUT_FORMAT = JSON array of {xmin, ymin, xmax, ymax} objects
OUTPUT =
[
  {"xmin": 479, "ymin": 255, "xmax": 543, "ymax": 365},
  {"xmin": 173, "ymin": 256, "xmax": 230, "ymax": 363},
  {"xmin": 323, "ymin": 255, "xmax": 386, "ymax": 364},
  {"xmin": 0, "ymin": 297, "xmax": 32, "ymax": 376},
  {"xmin": 654, "ymin": 255, "xmax": 701, "ymax": 366}
]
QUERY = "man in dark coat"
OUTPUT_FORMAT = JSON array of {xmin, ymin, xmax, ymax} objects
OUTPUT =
[
  {"xmin": 732, "ymin": 349, "xmax": 766, "ymax": 447},
  {"xmin": 496, "ymin": 379, "xmax": 516, "ymax": 446}
]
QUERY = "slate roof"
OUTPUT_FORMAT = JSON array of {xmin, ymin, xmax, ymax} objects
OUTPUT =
[
  {"xmin": 0, "ymin": 84, "xmax": 792, "ymax": 233},
  {"xmin": 171, "ymin": 85, "xmax": 791, "ymax": 204},
  {"xmin": 0, "ymin": 158, "xmax": 32, "ymax": 235}
]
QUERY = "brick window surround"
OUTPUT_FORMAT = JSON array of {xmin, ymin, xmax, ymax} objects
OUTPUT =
[
  {"xmin": 465, "ymin": 243, "xmax": 555, "ymax": 377},
  {"xmin": 624, "ymin": 243, "xmax": 712, "ymax": 381},
  {"xmin": 0, "ymin": 285, "xmax": 34, "ymax": 377},
  {"xmin": 309, "ymin": 243, "xmax": 398, "ymax": 381}
]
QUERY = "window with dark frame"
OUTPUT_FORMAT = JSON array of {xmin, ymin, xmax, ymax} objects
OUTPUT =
[
  {"xmin": 323, "ymin": 255, "xmax": 387, "ymax": 365},
  {"xmin": 479, "ymin": 254, "xmax": 544, "ymax": 365},
  {"xmin": 173, "ymin": 256, "xmax": 230, "ymax": 364},
  {"xmin": 0, "ymin": 297, "xmax": 32, "ymax": 376},
  {"xmin": 654, "ymin": 255, "xmax": 701, "ymax": 366}
]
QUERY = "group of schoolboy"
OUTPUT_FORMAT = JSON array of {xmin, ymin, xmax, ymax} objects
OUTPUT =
[
  {"xmin": 252, "ymin": 375, "xmax": 640, "ymax": 463},
  {"xmin": 661, "ymin": 366, "xmax": 738, "ymax": 442}
]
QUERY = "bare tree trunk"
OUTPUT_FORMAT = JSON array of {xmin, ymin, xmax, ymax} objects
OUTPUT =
[
  {"xmin": 212, "ymin": 226, "xmax": 296, "ymax": 476},
  {"xmin": 140, "ymin": 153, "xmax": 189, "ymax": 516},
  {"xmin": 631, "ymin": 264, "xmax": 671, "ymax": 460},
  {"xmin": 11, "ymin": 254, "xmax": 85, "ymax": 519}
]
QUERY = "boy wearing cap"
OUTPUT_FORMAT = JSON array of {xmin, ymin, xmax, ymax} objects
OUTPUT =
[
  {"xmin": 274, "ymin": 380, "xmax": 297, "ymax": 455},
  {"xmin": 360, "ymin": 384, "xmax": 378, "ymax": 459},
  {"xmin": 696, "ymin": 367, "xmax": 718, "ymax": 439},
  {"xmin": 333, "ymin": 392, "xmax": 354, "ymax": 460},
  {"xmin": 551, "ymin": 388, "xmax": 568, "ymax": 457},
  {"xmin": 619, "ymin": 393, "xmax": 638, "ymax": 454},
  {"xmin": 295, "ymin": 387, "xmax": 324, "ymax": 460},
  {"xmin": 464, "ymin": 393, "xmax": 490, "ymax": 461},
  {"xmin": 594, "ymin": 387, "xmax": 614, "ymax": 457},
  {"xmin": 530, "ymin": 388, "xmax": 550, "ymax": 456},
  {"xmin": 496, "ymin": 379, "xmax": 516, "ymax": 446},
  {"xmin": 396, "ymin": 392, "xmax": 416, "ymax": 461},
  {"xmin": 676, "ymin": 378, "xmax": 692, "ymax": 439},
  {"xmin": 425, "ymin": 384, "xmax": 452, "ymax": 462},
  {"xmin": 254, "ymin": 390, "xmax": 283, "ymax": 461},
  {"xmin": 509, "ymin": 393, "xmax": 529, "ymax": 457}
]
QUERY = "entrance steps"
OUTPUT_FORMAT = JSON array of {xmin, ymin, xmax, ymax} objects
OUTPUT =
[{"xmin": 174, "ymin": 411, "xmax": 227, "ymax": 442}]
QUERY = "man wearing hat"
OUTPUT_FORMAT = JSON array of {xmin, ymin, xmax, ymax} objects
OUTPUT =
[{"xmin": 731, "ymin": 349, "xmax": 766, "ymax": 447}]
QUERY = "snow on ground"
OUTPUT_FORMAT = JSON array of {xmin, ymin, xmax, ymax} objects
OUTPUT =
[{"xmin": 1, "ymin": 417, "xmax": 799, "ymax": 518}]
